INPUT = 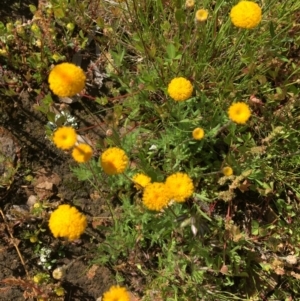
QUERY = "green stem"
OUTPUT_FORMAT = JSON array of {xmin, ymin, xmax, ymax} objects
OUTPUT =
[
  {"xmin": 167, "ymin": 205, "xmax": 178, "ymax": 219},
  {"xmin": 86, "ymin": 161, "xmax": 116, "ymax": 225}
]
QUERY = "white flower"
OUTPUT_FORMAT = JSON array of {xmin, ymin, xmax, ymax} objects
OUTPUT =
[{"xmin": 149, "ymin": 145, "xmax": 157, "ymax": 151}]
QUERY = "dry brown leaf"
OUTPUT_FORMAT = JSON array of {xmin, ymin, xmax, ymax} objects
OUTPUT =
[
  {"xmin": 291, "ymin": 271, "xmax": 300, "ymax": 279},
  {"xmin": 35, "ymin": 181, "xmax": 53, "ymax": 190},
  {"xmin": 33, "ymin": 168, "xmax": 61, "ymax": 199},
  {"xmin": 238, "ymin": 180, "xmax": 251, "ymax": 193},
  {"xmin": 220, "ymin": 265, "xmax": 229, "ymax": 275},
  {"xmin": 86, "ymin": 264, "xmax": 98, "ymax": 279},
  {"xmin": 90, "ymin": 190, "xmax": 101, "ymax": 202},
  {"xmin": 274, "ymin": 267, "xmax": 285, "ymax": 275},
  {"xmin": 129, "ymin": 292, "xmax": 140, "ymax": 301},
  {"xmin": 249, "ymin": 94, "xmax": 263, "ymax": 105}
]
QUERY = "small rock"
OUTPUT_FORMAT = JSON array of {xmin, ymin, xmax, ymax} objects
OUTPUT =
[
  {"xmin": 27, "ymin": 195, "xmax": 38, "ymax": 207},
  {"xmin": 286, "ymin": 255, "xmax": 297, "ymax": 265}
]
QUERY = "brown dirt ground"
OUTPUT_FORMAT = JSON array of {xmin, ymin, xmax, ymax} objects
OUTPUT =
[
  {"xmin": 0, "ymin": 85, "xmax": 114, "ymax": 301},
  {"xmin": 0, "ymin": 1, "xmax": 115, "ymax": 300}
]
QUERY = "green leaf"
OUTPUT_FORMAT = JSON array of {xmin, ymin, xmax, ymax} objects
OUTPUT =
[
  {"xmin": 175, "ymin": 9, "xmax": 185, "ymax": 23},
  {"xmin": 53, "ymin": 7, "xmax": 65, "ymax": 18},
  {"xmin": 42, "ymin": 93, "xmax": 53, "ymax": 106},
  {"xmin": 251, "ymin": 220, "xmax": 259, "ymax": 236},
  {"xmin": 47, "ymin": 112, "xmax": 56, "ymax": 123},
  {"xmin": 71, "ymin": 166, "xmax": 93, "ymax": 181},
  {"xmin": 95, "ymin": 97, "xmax": 108, "ymax": 105},
  {"xmin": 29, "ymin": 4, "xmax": 37, "ymax": 14},
  {"xmin": 55, "ymin": 115, "xmax": 67, "ymax": 127},
  {"xmin": 166, "ymin": 44, "xmax": 176, "ymax": 60}
]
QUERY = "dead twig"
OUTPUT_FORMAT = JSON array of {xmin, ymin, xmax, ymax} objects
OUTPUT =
[{"xmin": 0, "ymin": 209, "xmax": 28, "ymax": 276}]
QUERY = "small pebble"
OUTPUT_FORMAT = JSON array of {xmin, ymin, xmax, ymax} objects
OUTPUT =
[{"xmin": 27, "ymin": 195, "xmax": 38, "ymax": 207}]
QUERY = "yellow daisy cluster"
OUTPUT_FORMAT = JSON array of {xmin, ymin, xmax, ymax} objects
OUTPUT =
[
  {"xmin": 185, "ymin": 0, "xmax": 195, "ymax": 9},
  {"xmin": 143, "ymin": 182, "xmax": 170, "ymax": 211},
  {"xmin": 192, "ymin": 127, "xmax": 205, "ymax": 140},
  {"xmin": 48, "ymin": 62, "xmax": 86, "ymax": 97},
  {"xmin": 230, "ymin": 1, "xmax": 262, "ymax": 29},
  {"xmin": 53, "ymin": 126, "xmax": 77, "ymax": 150},
  {"xmin": 222, "ymin": 166, "xmax": 233, "ymax": 176},
  {"xmin": 228, "ymin": 102, "xmax": 251, "ymax": 124},
  {"xmin": 72, "ymin": 144, "xmax": 93, "ymax": 163},
  {"xmin": 102, "ymin": 285, "xmax": 130, "ymax": 301},
  {"xmin": 167, "ymin": 77, "xmax": 193, "ymax": 102},
  {"xmin": 165, "ymin": 172, "xmax": 194, "ymax": 202},
  {"xmin": 52, "ymin": 127, "xmax": 93, "ymax": 163},
  {"xmin": 48, "ymin": 204, "xmax": 87, "ymax": 241},
  {"xmin": 137, "ymin": 172, "xmax": 194, "ymax": 211},
  {"xmin": 132, "ymin": 173, "xmax": 151, "ymax": 190},
  {"xmin": 100, "ymin": 147, "xmax": 129, "ymax": 175},
  {"xmin": 195, "ymin": 9, "xmax": 208, "ymax": 22}
]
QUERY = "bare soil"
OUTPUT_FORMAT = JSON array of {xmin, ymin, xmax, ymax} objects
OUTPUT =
[
  {"xmin": 0, "ymin": 1, "xmax": 115, "ymax": 300},
  {"xmin": 0, "ymin": 87, "xmax": 114, "ymax": 301}
]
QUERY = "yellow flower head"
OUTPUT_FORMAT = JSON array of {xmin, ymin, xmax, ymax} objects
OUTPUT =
[
  {"xmin": 167, "ymin": 77, "xmax": 193, "ymax": 102},
  {"xmin": 228, "ymin": 102, "xmax": 251, "ymax": 124},
  {"xmin": 100, "ymin": 147, "xmax": 129, "ymax": 175},
  {"xmin": 165, "ymin": 172, "xmax": 194, "ymax": 202},
  {"xmin": 192, "ymin": 127, "xmax": 205, "ymax": 140},
  {"xmin": 48, "ymin": 62, "xmax": 86, "ymax": 97},
  {"xmin": 222, "ymin": 166, "xmax": 233, "ymax": 176},
  {"xmin": 72, "ymin": 143, "xmax": 93, "ymax": 163},
  {"xmin": 132, "ymin": 173, "xmax": 151, "ymax": 190},
  {"xmin": 185, "ymin": 0, "xmax": 195, "ymax": 9},
  {"xmin": 53, "ymin": 126, "xmax": 77, "ymax": 150},
  {"xmin": 48, "ymin": 204, "xmax": 87, "ymax": 241},
  {"xmin": 142, "ymin": 182, "xmax": 170, "ymax": 211},
  {"xmin": 103, "ymin": 285, "xmax": 130, "ymax": 301},
  {"xmin": 230, "ymin": 1, "xmax": 262, "ymax": 29},
  {"xmin": 195, "ymin": 9, "xmax": 208, "ymax": 22}
]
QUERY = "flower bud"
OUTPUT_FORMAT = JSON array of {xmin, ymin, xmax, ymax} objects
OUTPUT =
[
  {"xmin": 33, "ymin": 275, "xmax": 43, "ymax": 283},
  {"xmin": 35, "ymin": 39, "xmax": 42, "ymax": 47},
  {"xmin": 66, "ymin": 23, "xmax": 75, "ymax": 31},
  {"xmin": 33, "ymin": 202, "xmax": 41, "ymax": 208},
  {"xmin": 52, "ymin": 267, "xmax": 66, "ymax": 280},
  {"xmin": 185, "ymin": 0, "xmax": 195, "ymax": 9},
  {"xmin": 16, "ymin": 26, "xmax": 25, "ymax": 35},
  {"xmin": 195, "ymin": 9, "xmax": 208, "ymax": 23},
  {"xmin": 0, "ymin": 49, "xmax": 8, "ymax": 56},
  {"xmin": 51, "ymin": 53, "xmax": 61, "ymax": 62},
  {"xmin": 31, "ymin": 23, "xmax": 40, "ymax": 33},
  {"xmin": 30, "ymin": 235, "xmax": 38, "ymax": 243},
  {"xmin": 55, "ymin": 287, "xmax": 65, "ymax": 296},
  {"xmin": 6, "ymin": 23, "xmax": 13, "ymax": 32}
]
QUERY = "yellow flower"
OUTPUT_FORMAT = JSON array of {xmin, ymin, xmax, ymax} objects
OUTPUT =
[
  {"xmin": 0, "ymin": 48, "xmax": 8, "ymax": 56},
  {"xmin": 185, "ymin": 0, "xmax": 195, "ymax": 9},
  {"xmin": 228, "ymin": 102, "xmax": 251, "ymax": 124},
  {"xmin": 103, "ymin": 285, "xmax": 130, "ymax": 301},
  {"xmin": 195, "ymin": 9, "xmax": 208, "ymax": 22},
  {"xmin": 222, "ymin": 166, "xmax": 233, "ymax": 176},
  {"xmin": 33, "ymin": 275, "xmax": 43, "ymax": 284},
  {"xmin": 167, "ymin": 77, "xmax": 193, "ymax": 102},
  {"xmin": 48, "ymin": 62, "xmax": 86, "ymax": 97},
  {"xmin": 54, "ymin": 287, "xmax": 65, "ymax": 297},
  {"xmin": 48, "ymin": 205, "xmax": 87, "ymax": 241},
  {"xmin": 192, "ymin": 128, "xmax": 205, "ymax": 140},
  {"xmin": 72, "ymin": 143, "xmax": 93, "ymax": 163},
  {"xmin": 230, "ymin": 1, "xmax": 262, "ymax": 29},
  {"xmin": 132, "ymin": 173, "xmax": 151, "ymax": 190},
  {"xmin": 100, "ymin": 147, "xmax": 128, "ymax": 175},
  {"xmin": 142, "ymin": 182, "xmax": 170, "ymax": 211},
  {"xmin": 165, "ymin": 172, "xmax": 194, "ymax": 202},
  {"xmin": 53, "ymin": 126, "xmax": 77, "ymax": 150}
]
